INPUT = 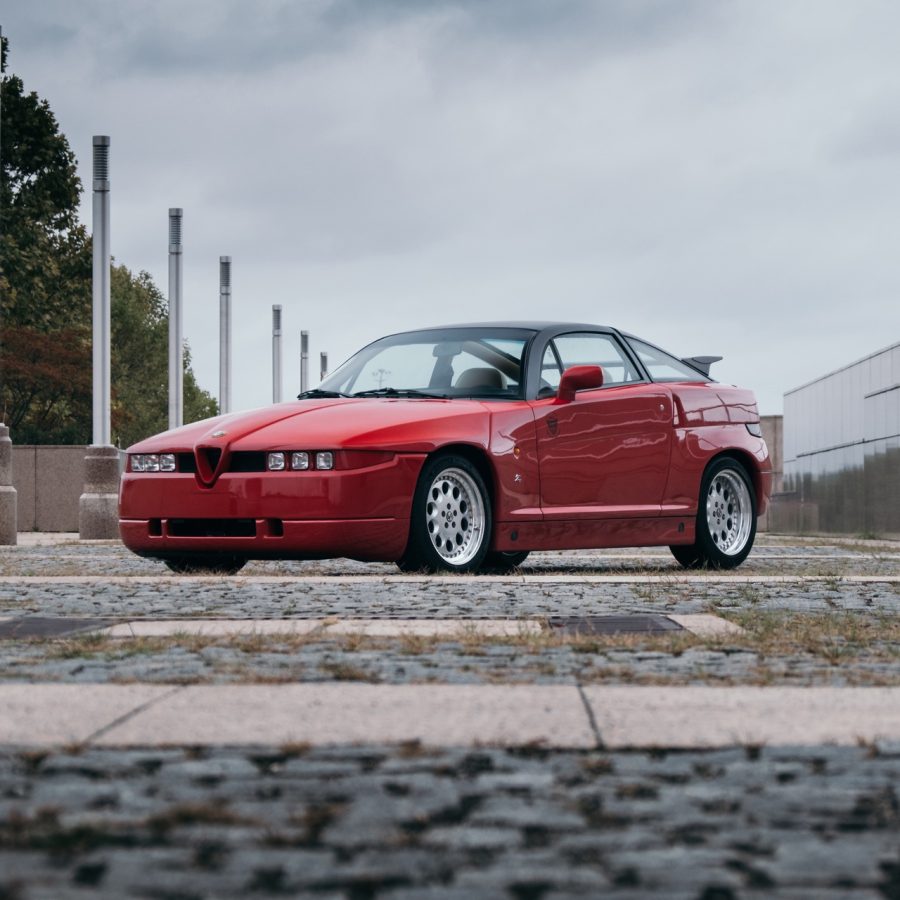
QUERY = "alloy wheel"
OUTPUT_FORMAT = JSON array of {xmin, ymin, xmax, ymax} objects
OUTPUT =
[
  {"xmin": 705, "ymin": 470, "xmax": 753, "ymax": 556},
  {"xmin": 424, "ymin": 467, "xmax": 486, "ymax": 566}
]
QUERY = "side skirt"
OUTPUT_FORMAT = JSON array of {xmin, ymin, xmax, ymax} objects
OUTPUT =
[{"xmin": 492, "ymin": 516, "xmax": 695, "ymax": 552}]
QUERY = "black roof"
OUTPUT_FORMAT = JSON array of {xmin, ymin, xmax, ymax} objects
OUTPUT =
[{"xmin": 417, "ymin": 321, "xmax": 617, "ymax": 333}]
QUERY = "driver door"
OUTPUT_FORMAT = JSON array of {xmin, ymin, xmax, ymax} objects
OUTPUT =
[{"xmin": 531, "ymin": 332, "xmax": 673, "ymax": 518}]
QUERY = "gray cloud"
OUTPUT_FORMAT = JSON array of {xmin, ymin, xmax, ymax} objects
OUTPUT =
[{"xmin": 3, "ymin": 0, "xmax": 900, "ymax": 416}]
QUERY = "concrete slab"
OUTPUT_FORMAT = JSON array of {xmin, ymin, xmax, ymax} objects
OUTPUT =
[
  {"xmin": 10, "ymin": 447, "xmax": 36, "ymax": 533},
  {"xmin": 584, "ymin": 686, "xmax": 900, "ymax": 748},
  {"xmin": 94, "ymin": 684, "xmax": 596, "ymax": 748},
  {"xmin": 9, "ymin": 533, "xmax": 89, "ymax": 548},
  {"xmin": 5, "ymin": 683, "xmax": 900, "ymax": 749},
  {"xmin": 667, "ymin": 614, "xmax": 745, "ymax": 637},
  {"xmin": 35, "ymin": 447, "xmax": 84, "ymax": 533},
  {"xmin": 0, "ymin": 684, "xmax": 177, "ymax": 746},
  {"xmin": 102, "ymin": 619, "xmax": 325, "ymax": 638},
  {"xmin": 321, "ymin": 619, "xmax": 543, "ymax": 637},
  {"xmin": 99, "ymin": 618, "xmax": 542, "ymax": 638}
]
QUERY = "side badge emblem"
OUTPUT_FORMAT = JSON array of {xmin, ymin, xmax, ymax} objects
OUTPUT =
[{"xmin": 547, "ymin": 416, "xmax": 558, "ymax": 436}]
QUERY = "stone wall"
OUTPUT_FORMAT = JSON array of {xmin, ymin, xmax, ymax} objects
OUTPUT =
[{"xmin": 12, "ymin": 446, "xmax": 123, "ymax": 533}]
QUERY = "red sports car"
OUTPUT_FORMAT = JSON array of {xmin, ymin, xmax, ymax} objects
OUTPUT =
[{"xmin": 120, "ymin": 323, "xmax": 771, "ymax": 574}]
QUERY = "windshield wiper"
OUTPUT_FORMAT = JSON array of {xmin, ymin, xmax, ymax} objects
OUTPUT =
[
  {"xmin": 352, "ymin": 388, "xmax": 448, "ymax": 399},
  {"xmin": 296, "ymin": 389, "xmax": 350, "ymax": 399}
]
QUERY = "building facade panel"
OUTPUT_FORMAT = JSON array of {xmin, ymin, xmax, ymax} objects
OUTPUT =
[{"xmin": 783, "ymin": 341, "xmax": 900, "ymax": 537}]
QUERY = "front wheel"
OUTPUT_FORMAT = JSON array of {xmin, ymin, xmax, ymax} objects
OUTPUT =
[
  {"xmin": 670, "ymin": 457, "xmax": 757, "ymax": 570},
  {"xmin": 398, "ymin": 455, "xmax": 492, "ymax": 573}
]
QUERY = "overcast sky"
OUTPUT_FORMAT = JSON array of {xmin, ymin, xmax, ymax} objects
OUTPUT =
[{"xmin": 4, "ymin": 0, "xmax": 900, "ymax": 415}]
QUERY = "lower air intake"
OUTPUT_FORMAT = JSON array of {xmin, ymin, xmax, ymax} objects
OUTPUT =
[{"xmin": 168, "ymin": 519, "xmax": 256, "ymax": 538}]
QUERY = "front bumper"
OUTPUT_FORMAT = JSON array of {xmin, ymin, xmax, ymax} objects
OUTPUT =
[{"xmin": 119, "ymin": 453, "xmax": 425, "ymax": 561}]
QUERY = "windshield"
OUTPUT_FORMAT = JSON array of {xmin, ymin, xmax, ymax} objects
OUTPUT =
[{"xmin": 318, "ymin": 327, "xmax": 534, "ymax": 400}]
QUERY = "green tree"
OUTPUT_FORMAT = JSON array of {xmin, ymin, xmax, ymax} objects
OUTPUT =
[
  {"xmin": 0, "ymin": 31, "xmax": 93, "ymax": 440},
  {"xmin": 1, "ymin": 35, "xmax": 217, "ymax": 445},
  {"xmin": 0, "ymin": 33, "xmax": 89, "ymax": 331},
  {"xmin": 111, "ymin": 265, "xmax": 218, "ymax": 447}
]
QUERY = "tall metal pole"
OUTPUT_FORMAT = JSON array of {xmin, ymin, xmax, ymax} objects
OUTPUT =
[
  {"xmin": 0, "ymin": 34, "xmax": 16, "ymax": 547},
  {"xmin": 79, "ymin": 135, "xmax": 119, "ymax": 539},
  {"xmin": 320, "ymin": 352, "xmax": 328, "ymax": 382},
  {"xmin": 300, "ymin": 330, "xmax": 309, "ymax": 394},
  {"xmin": 1, "ymin": 26, "xmax": 5, "ymax": 379},
  {"xmin": 167, "ymin": 208, "xmax": 183, "ymax": 429},
  {"xmin": 272, "ymin": 305, "xmax": 282, "ymax": 403},
  {"xmin": 219, "ymin": 256, "xmax": 231, "ymax": 414},
  {"xmin": 92, "ymin": 136, "xmax": 111, "ymax": 446}
]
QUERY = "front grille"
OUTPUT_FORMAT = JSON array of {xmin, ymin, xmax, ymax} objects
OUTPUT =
[
  {"xmin": 202, "ymin": 448, "xmax": 222, "ymax": 471},
  {"xmin": 177, "ymin": 453, "xmax": 197, "ymax": 473},
  {"xmin": 228, "ymin": 451, "xmax": 267, "ymax": 472},
  {"xmin": 168, "ymin": 519, "xmax": 256, "ymax": 538}
]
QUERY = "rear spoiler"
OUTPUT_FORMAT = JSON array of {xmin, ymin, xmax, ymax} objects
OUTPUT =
[{"xmin": 681, "ymin": 355, "xmax": 723, "ymax": 376}]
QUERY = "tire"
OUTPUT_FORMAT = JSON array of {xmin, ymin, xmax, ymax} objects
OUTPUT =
[
  {"xmin": 483, "ymin": 550, "xmax": 530, "ymax": 573},
  {"xmin": 399, "ymin": 454, "xmax": 492, "ymax": 573},
  {"xmin": 670, "ymin": 456, "xmax": 757, "ymax": 570},
  {"xmin": 163, "ymin": 554, "xmax": 247, "ymax": 575},
  {"xmin": 669, "ymin": 544, "xmax": 702, "ymax": 568}
]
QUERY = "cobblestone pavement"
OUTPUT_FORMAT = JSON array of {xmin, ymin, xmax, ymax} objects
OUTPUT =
[
  {"xmin": 1, "ymin": 536, "xmax": 900, "ymax": 897},
  {"xmin": 2, "ymin": 614, "xmax": 899, "ymax": 687},
  {"xmin": 1, "ymin": 537, "xmax": 899, "ymax": 689},
  {"xmin": 3, "ymin": 533, "xmax": 900, "ymax": 577},
  {"xmin": 1, "ymin": 743, "xmax": 900, "ymax": 899}
]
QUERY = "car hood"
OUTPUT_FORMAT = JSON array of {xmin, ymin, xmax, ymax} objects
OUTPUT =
[{"xmin": 126, "ymin": 397, "xmax": 495, "ymax": 455}]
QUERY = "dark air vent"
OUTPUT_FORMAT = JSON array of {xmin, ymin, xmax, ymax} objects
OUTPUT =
[
  {"xmin": 168, "ymin": 519, "xmax": 256, "ymax": 538},
  {"xmin": 203, "ymin": 448, "xmax": 222, "ymax": 471},
  {"xmin": 228, "ymin": 452, "xmax": 267, "ymax": 472}
]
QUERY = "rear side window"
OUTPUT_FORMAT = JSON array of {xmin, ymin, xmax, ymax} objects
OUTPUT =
[{"xmin": 627, "ymin": 338, "xmax": 710, "ymax": 383}]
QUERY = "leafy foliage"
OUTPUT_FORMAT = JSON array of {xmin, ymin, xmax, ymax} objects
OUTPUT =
[
  {"xmin": 0, "ymin": 36, "xmax": 217, "ymax": 446},
  {"xmin": 111, "ymin": 265, "xmax": 218, "ymax": 445}
]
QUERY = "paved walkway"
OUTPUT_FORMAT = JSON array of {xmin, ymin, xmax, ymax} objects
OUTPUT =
[
  {"xmin": 2, "ymin": 536, "xmax": 900, "ymax": 897},
  {"xmin": 3, "ymin": 683, "xmax": 900, "ymax": 750}
]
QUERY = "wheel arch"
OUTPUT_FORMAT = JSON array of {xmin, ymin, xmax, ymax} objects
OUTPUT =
[
  {"xmin": 398, "ymin": 442, "xmax": 496, "ymax": 571},
  {"xmin": 426, "ymin": 443, "xmax": 498, "ymax": 511},
  {"xmin": 706, "ymin": 449, "xmax": 764, "ymax": 512}
]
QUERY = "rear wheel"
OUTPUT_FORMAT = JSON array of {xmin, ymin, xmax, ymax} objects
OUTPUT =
[
  {"xmin": 670, "ymin": 457, "xmax": 756, "ymax": 570},
  {"xmin": 163, "ymin": 554, "xmax": 247, "ymax": 575},
  {"xmin": 398, "ymin": 454, "xmax": 492, "ymax": 573}
]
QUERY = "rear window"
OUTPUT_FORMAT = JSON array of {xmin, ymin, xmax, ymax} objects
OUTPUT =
[{"xmin": 627, "ymin": 338, "xmax": 710, "ymax": 383}]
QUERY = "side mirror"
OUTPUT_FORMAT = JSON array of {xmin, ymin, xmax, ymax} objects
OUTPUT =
[{"xmin": 556, "ymin": 365, "xmax": 603, "ymax": 403}]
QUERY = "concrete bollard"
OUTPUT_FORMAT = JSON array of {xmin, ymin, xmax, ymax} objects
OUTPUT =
[
  {"xmin": 0, "ymin": 424, "xmax": 17, "ymax": 545},
  {"xmin": 78, "ymin": 445, "xmax": 121, "ymax": 539}
]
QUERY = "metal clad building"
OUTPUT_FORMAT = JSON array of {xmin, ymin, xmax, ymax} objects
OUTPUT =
[{"xmin": 783, "ymin": 341, "xmax": 900, "ymax": 536}]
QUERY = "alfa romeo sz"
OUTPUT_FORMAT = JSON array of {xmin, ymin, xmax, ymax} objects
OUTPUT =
[{"xmin": 119, "ymin": 323, "xmax": 772, "ymax": 574}]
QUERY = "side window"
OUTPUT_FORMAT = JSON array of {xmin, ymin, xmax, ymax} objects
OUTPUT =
[
  {"xmin": 627, "ymin": 338, "xmax": 710, "ymax": 383},
  {"xmin": 551, "ymin": 333, "xmax": 641, "ymax": 387}
]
